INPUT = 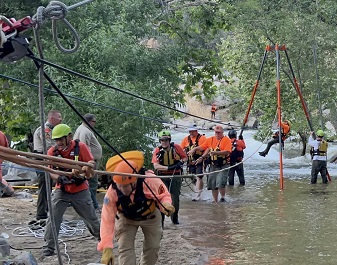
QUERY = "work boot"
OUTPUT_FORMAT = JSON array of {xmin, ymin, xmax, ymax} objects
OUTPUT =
[
  {"xmin": 171, "ymin": 213, "xmax": 179, "ymax": 225},
  {"xmin": 42, "ymin": 248, "xmax": 54, "ymax": 257},
  {"xmin": 192, "ymin": 191, "xmax": 201, "ymax": 201}
]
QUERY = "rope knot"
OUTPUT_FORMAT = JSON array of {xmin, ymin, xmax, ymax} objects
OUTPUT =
[{"xmin": 44, "ymin": 1, "xmax": 68, "ymax": 20}]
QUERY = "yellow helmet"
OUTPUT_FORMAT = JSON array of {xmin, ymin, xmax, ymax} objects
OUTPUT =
[{"xmin": 316, "ymin": 130, "xmax": 324, "ymax": 137}]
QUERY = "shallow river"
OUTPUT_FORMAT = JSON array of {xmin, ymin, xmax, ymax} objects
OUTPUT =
[{"xmin": 172, "ymin": 129, "xmax": 337, "ymax": 264}]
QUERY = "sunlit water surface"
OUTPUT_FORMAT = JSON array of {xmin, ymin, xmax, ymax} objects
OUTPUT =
[{"xmin": 171, "ymin": 129, "xmax": 337, "ymax": 264}]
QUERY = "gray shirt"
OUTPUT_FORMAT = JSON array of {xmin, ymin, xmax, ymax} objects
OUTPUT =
[
  {"xmin": 33, "ymin": 122, "xmax": 54, "ymax": 153},
  {"xmin": 74, "ymin": 124, "xmax": 102, "ymax": 160}
]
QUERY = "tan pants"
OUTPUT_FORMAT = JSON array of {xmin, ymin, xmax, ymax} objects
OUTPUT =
[{"xmin": 115, "ymin": 208, "xmax": 162, "ymax": 265}]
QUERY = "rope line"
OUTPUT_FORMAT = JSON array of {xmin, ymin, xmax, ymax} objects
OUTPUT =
[{"xmin": 27, "ymin": 55, "xmax": 234, "ymax": 128}]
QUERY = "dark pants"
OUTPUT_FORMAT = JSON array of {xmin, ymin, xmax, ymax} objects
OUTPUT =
[
  {"xmin": 261, "ymin": 138, "xmax": 283, "ymax": 155},
  {"xmin": 36, "ymin": 171, "xmax": 52, "ymax": 219},
  {"xmin": 311, "ymin": 160, "xmax": 328, "ymax": 184},
  {"xmin": 162, "ymin": 175, "xmax": 182, "ymax": 224},
  {"xmin": 228, "ymin": 162, "xmax": 245, "ymax": 186},
  {"xmin": 88, "ymin": 176, "xmax": 99, "ymax": 209},
  {"xmin": 89, "ymin": 161, "xmax": 99, "ymax": 209},
  {"xmin": 43, "ymin": 189, "xmax": 100, "ymax": 253}
]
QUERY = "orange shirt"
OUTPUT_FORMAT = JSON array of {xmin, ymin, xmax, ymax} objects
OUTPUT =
[
  {"xmin": 200, "ymin": 135, "xmax": 232, "ymax": 152},
  {"xmin": 97, "ymin": 171, "xmax": 172, "ymax": 251},
  {"xmin": 180, "ymin": 134, "xmax": 207, "ymax": 149},
  {"xmin": 281, "ymin": 122, "xmax": 290, "ymax": 135},
  {"xmin": 231, "ymin": 138, "xmax": 246, "ymax": 152}
]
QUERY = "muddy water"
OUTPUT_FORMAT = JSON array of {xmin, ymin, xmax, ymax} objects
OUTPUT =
[{"xmin": 173, "ymin": 129, "xmax": 337, "ymax": 264}]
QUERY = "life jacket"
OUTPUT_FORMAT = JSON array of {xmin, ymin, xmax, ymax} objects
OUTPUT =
[
  {"xmin": 114, "ymin": 178, "xmax": 156, "ymax": 221},
  {"xmin": 156, "ymin": 142, "xmax": 181, "ymax": 166},
  {"xmin": 211, "ymin": 106, "xmax": 216, "ymax": 112},
  {"xmin": 156, "ymin": 142, "xmax": 182, "ymax": 175},
  {"xmin": 210, "ymin": 137, "xmax": 229, "ymax": 166},
  {"xmin": 229, "ymin": 139, "xmax": 244, "ymax": 165},
  {"xmin": 311, "ymin": 140, "xmax": 328, "ymax": 157},
  {"xmin": 185, "ymin": 134, "xmax": 203, "ymax": 163},
  {"xmin": 53, "ymin": 140, "xmax": 85, "ymax": 192}
]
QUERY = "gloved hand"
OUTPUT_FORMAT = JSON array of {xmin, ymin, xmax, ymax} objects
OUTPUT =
[
  {"xmin": 167, "ymin": 165, "xmax": 177, "ymax": 171},
  {"xmin": 101, "ymin": 248, "xmax": 114, "ymax": 265},
  {"xmin": 162, "ymin": 202, "xmax": 175, "ymax": 217},
  {"xmin": 175, "ymin": 160, "xmax": 183, "ymax": 168},
  {"xmin": 57, "ymin": 175, "xmax": 72, "ymax": 185},
  {"xmin": 239, "ymin": 135, "xmax": 243, "ymax": 140}
]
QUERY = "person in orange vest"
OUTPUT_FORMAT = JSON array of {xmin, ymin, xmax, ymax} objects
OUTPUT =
[
  {"xmin": 42, "ymin": 124, "xmax": 100, "ymax": 257},
  {"xmin": 180, "ymin": 125, "xmax": 207, "ymax": 201},
  {"xmin": 227, "ymin": 130, "xmax": 246, "ymax": 186},
  {"xmin": 98, "ymin": 151, "xmax": 174, "ymax": 265},
  {"xmin": 211, "ymin": 104, "xmax": 217, "ymax": 119},
  {"xmin": 259, "ymin": 120, "xmax": 291, "ymax": 157},
  {"xmin": 188, "ymin": 125, "xmax": 232, "ymax": 203}
]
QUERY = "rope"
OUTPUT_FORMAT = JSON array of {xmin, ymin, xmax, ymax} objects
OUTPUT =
[
  {"xmin": 26, "ymin": 55, "xmax": 235, "ymax": 128},
  {"xmin": 32, "ymin": 1, "xmax": 81, "ymax": 53}
]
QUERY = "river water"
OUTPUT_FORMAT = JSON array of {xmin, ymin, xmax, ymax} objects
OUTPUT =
[{"xmin": 171, "ymin": 129, "xmax": 337, "ymax": 264}]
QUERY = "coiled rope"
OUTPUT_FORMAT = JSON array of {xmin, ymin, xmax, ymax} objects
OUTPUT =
[{"xmin": 32, "ymin": 0, "xmax": 94, "ymax": 53}]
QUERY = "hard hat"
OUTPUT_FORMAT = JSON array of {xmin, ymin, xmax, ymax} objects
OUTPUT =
[
  {"xmin": 112, "ymin": 160, "xmax": 138, "ymax": 185},
  {"xmin": 228, "ymin": 129, "xmax": 237, "ymax": 138},
  {"xmin": 158, "ymin": 130, "xmax": 171, "ymax": 140},
  {"xmin": 187, "ymin": 124, "xmax": 199, "ymax": 132},
  {"xmin": 106, "ymin": 151, "xmax": 144, "ymax": 172},
  {"xmin": 316, "ymin": 129, "xmax": 324, "ymax": 137},
  {"xmin": 52, "ymin": 124, "xmax": 72, "ymax": 139}
]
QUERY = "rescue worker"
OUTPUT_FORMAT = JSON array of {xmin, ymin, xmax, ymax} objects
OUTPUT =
[
  {"xmin": 180, "ymin": 125, "xmax": 207, "ymax": 201},
  {"xmin": 227, "ymin": 130, "xmax": 246, "ymax": 186},
  {"xmin": 152, "ymin": 130, "xmax": 187, "ymax": 224},
  {"xmin": 308, "ymin": 130, "xmax": 328, "ymax": 184},
  {"xmin": 211, "ymin": 103, "xmax": 217, "ymax": 119},
  {"xmin": 98, "ymin": 151, "xmax": 175, "ymax": 265},
  {"xmin": 42, "ymin": 124, "xmax": 100, "ymax": 256},
  {"xmin": 74, "ymin": 113, "xmax": 102, "ymax": 213},
  {"xmin": 188, "ymin": 125, "xmax": 232, "ymax": 203},
  {"xmin": 33, "ymin": 110, "xmax": 62, "ymax": 220},
  {"xmin": 259, "ymin": 120, "xmax": 291, "ymax": 157}
]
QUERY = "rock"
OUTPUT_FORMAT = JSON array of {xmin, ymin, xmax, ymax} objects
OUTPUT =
[{"xmin": 245, "ymin": 117, "xmax": 258, "ymax": 129}]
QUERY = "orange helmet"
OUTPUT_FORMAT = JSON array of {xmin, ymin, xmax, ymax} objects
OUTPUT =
[{"xmin": 113, "ymin": 160, "xmax": 138, "ymax": 185}]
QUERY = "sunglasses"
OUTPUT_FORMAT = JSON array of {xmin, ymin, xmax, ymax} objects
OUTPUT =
[{"xmin": 160, "ymin": 139, "xmax": 170, "ymax": 142}]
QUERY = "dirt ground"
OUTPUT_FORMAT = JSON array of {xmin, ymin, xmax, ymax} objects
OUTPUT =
[{"xmin": 0, "ymin": 192, "xmax": 204, "ymax": 265}]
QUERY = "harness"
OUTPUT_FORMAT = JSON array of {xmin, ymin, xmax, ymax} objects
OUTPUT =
[
  {"xmin": 185, "ymin": 134, "xmax": 203, "ymax": 163},
  {"xmin": 311, "ymin": 140, "xmax": 328, "ymax": 157},
  {"xmin": 114, "ymin": 178, "xmax": 156, "ymax": 221},
  {"xmin": 229, "ymin": 139, "xmax": 244, "ymax": 165},
  {"xmin": 272, "ymin": 126, "xmax": 290, "ymax": 141},
  {"xmin": 156, "ymin": 142, "xmax": 180, "ymax": 166},
  {"xmin": 156, "ymin": 142, "xmax": 182, "ymax": 175},
  {"xmin": 210, "ymin": 137, "xmax": 229, "ymax": 166},
  {"xmin": 53, "ymin": 140, "xmax": 83, "ymax": 189}
]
